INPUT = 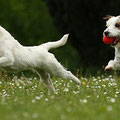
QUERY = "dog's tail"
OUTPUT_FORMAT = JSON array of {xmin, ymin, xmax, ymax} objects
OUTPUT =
[{"xmin": 42, "ymin": 34, "xmax": 69, "ymax": 51}]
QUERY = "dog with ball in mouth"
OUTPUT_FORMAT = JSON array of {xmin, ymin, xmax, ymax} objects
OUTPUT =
[{"xmin": 103, "ymin": 15, "xmax": 120, "ymax": 71}]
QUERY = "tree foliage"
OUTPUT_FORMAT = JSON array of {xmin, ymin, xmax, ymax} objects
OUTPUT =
[
  {"xmin": 0, "ymin": 0, "xmax": 80, "ymax": 70},
  {"xmin": 0, "ymin": 0, "xmax": 59, "ymax": 45}
]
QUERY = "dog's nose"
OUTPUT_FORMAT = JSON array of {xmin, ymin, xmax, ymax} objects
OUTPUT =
[{"xmin": 104, "ymin": 31, "xmax": 110, "ymax": 36}]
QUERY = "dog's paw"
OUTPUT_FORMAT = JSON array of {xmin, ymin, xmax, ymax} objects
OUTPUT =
[{"xmin": 104, "ymin": 66, "xmax": 113, "ymax": 71}]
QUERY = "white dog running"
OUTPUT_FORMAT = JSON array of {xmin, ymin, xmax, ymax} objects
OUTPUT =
[
  {"xmin": 103, "ymin": 15, "xmax": 120, "ymax": 71},
  {"xmin": 0, "ymin": 25, "xmax": 81, "ymax": 93}
]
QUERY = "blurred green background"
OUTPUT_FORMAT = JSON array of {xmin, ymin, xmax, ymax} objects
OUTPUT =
[
  {"xmin": 0, "ymin": 0, "xmax": 80, "ymax": 72},
  {"xmin": 0, "ymin": 0, "xmax": 120, "ymax": 72}
]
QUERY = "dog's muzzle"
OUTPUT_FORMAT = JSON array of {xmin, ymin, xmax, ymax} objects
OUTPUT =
[{"xmin": 103, "ymin": 32, "xmax": 120, "ymax": 46}]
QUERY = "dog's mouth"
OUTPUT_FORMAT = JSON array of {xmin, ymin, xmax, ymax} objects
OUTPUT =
[
  {"xmin": 111, "ymin": 36, "xmax": 120, "ymax": 46},
  {"xmin": 103, "ymin": 35, "xmax": 120, "ymax": 46}
]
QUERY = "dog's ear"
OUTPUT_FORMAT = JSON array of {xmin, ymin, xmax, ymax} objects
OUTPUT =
[{"xmin": 103, "ymin": 15, "xmax": 113, "ymax": 20}]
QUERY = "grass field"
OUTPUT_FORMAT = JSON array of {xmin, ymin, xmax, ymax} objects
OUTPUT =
[{"xmin": 0, "ymin": 71, "xmax": 120, "ymax": 120}]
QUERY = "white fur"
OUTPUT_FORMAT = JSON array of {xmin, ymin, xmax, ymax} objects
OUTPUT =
[
  {"xmin": 104, "ymin": 16, "xmax": 120, "ymax": 70},
  {"xmin": 104, "ymin": 16, "xmax": 120, "ymax": 38},
  {"xmin": 0, "ymin": 25, "xmax": 81, "ymax": 93}
]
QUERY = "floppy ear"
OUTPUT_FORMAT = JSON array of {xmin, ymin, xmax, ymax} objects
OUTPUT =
[{"xmin": 103, "ymin": 15, "xmax": 113, "ymax": 20}]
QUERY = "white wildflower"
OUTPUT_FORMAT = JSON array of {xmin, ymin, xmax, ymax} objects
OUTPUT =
[
  {"xmin": 110, "ymin": 98, "xmax": 116, "ymax": 103},
  {"xmin": 35, "ymin": 96, "xmax": 41, "ymax": 100},
  {"xmin": 63, "ymin": 88, "xmax": 69, "ymax": 92},
  {"xmin": 35, "ymin": 95, "xmax": 43, "ymax": 100},
  {"xmin": 115, "ymin": 95, "xmax": 118, "ymax": 98},
  {"xmin": 97, "ymin": 86, "xmax": 101, "ymax": 89},
  {"xmin": 19, "ymin": 86, "xmax": 22, "ymax": 89},
  {"xmin": 102, "ymin": 84, "xmax": 106, "ymax": 88},
  {"xmin": 83, "ymin": 99, "xmax": 88, "ymax": 103},
  {"xmin": 99, "ymin": 79, "xmax": 102, "ymax": 82},
  {"xmin": 32, "ymin": 99, "xmax": 36, "ymax": 103},
  {"xmin": 116, "ymin": 91, "xmax": 119, "ymax": 94},
  {"xmin": 104, "ymin": 92, "xmax": 107, "ymax": 95},
  {"xmin": 80, "ymin": 99, "xmax": 88, "ymax": 103},
  {"xmin": 106, "ymin": 105, "xmax": 112, "ymax": 112},
  {"xmin": 96, "ymin": 95, "xmax": 99, "ymax": 98},
  {"xmin": 45, "ymin": 98, "xmax": 49, "ymax": 102},
  {"xmin": 73, "ymin": 91, "xmax": 79, "ymax": 94},
  {"xmin": 86, "ymin": 96, "xmax": 91, "ymax": 98}
]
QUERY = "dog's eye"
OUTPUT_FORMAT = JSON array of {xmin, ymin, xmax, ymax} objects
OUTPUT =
[{"xmin": 115, "ymin": 23, "xmax": 120, "ymax": 28}]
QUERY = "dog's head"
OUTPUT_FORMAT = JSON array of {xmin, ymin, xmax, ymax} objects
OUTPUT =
[{"xmin": 103, "ymin": 15, "xmax": 120, "ymax": 47}]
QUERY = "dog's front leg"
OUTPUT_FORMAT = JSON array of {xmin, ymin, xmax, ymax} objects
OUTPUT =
[
  {"xmin": 105, "ymin": 59, "xmax": 120, "ymax": 71},
  {"xmin": 105, "ymin": 60, "xmax": 115, "ymax": 71}
]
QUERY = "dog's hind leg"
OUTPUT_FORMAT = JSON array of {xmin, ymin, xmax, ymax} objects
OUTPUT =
[
  {"xmin": 54, "ymin": 69, "xmax": 81, "ymax": 85},
  {"xmin": 37, "ymin": 70, "xmax": 56, "ymax": 94},
  {"xmin": 44, "ymin": 56, "xmax": 81, "ymax": 85}
]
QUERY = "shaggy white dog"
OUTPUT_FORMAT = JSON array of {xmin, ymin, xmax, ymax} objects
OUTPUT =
[
  {"xmin": 0, "ymin": 25, "xmax": 81, "ymax": 93},
  {"xmin": 103, "ymin": 15, "xmax": 120, "ymax": 71}
]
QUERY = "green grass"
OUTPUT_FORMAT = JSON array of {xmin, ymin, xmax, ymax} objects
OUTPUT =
[{"xmin": 0, "ymin": 71, "xmax": 120, "ymax": 120}]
